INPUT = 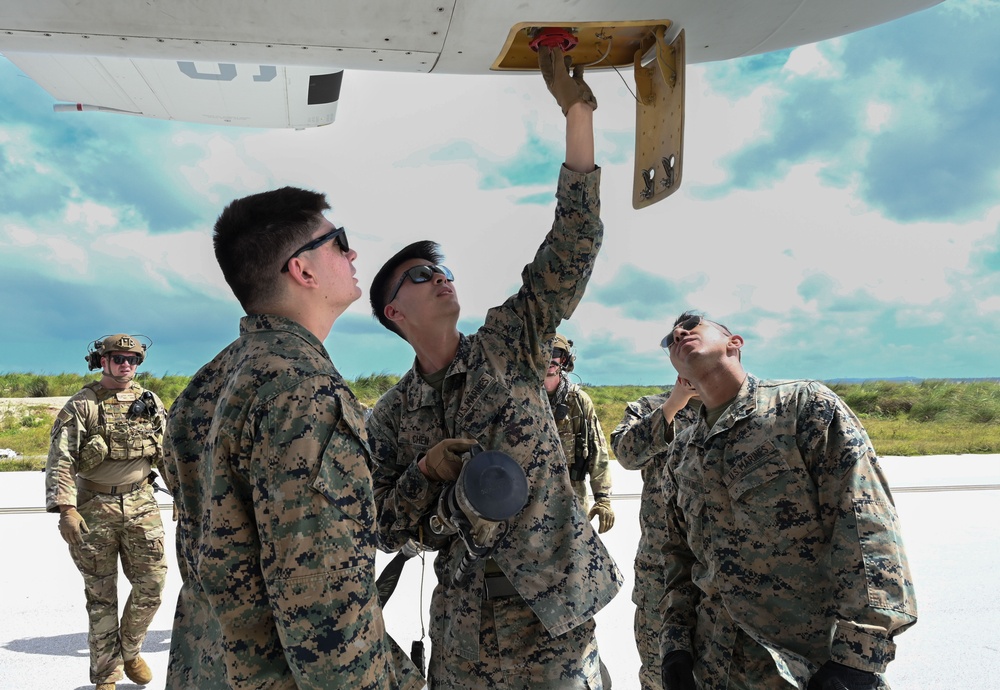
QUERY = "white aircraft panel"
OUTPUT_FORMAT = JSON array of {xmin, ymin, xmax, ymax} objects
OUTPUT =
[{"xmin": 5, "ymin": 53, "xmax": 345, "ymax": 128}]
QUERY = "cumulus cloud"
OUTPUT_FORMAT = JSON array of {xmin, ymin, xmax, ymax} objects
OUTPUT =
[{"xmin": 1, "ymin": 0, "xmax": 997, "ymax": 383}]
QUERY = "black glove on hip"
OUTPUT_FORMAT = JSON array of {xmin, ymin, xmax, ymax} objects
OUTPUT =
[
  {"xmin": 807, "ymin": 661, "xmax": 879, "ymax": 690},
  {"xmin": 661, "ymin": 650, "xmax": 696, "ymax": 690}
]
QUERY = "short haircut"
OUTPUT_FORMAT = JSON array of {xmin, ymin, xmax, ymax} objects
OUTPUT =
[
  {"xmin": 369, "ymin": 240, "xmax": 443, "ymax": 340},
  {"xmin": 673, "ymin": 310, "xmax": 732, "ymax": 336},
  {"xmin": 213, "ymin": 186, "xmax": 330, "ymax": 312}
]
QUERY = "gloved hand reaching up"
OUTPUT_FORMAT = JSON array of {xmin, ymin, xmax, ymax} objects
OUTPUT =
[{"xmin": 538, "ymin": 45, "xmax": 597, "ymax": 115}]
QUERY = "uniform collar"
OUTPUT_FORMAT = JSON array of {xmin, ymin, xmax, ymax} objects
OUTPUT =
[{"xmin": 239, "ymin": 313, "xmax": 331, "ymax": 361}]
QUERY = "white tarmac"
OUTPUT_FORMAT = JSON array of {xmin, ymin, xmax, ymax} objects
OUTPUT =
[{"xmin": 1, "ymin": 455, "xmax": 998, "ymax": 690}]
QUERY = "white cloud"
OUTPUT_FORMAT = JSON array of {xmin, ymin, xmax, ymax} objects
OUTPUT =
[
  {"xmin": 2, "ymin": 1, "xmax": 998, "ymax": 380},
  {"xmin": 783, "ymin": 42, "xmax": 842, "ymax": 79},
  {"xmin": 64, "ymin": 200, "xmax": 120, "ymax": 233}
]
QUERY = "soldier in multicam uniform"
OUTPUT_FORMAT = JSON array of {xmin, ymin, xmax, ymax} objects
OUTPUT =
[
  {"xmin": 160, "ymin": 188, "xmax": 422, "ymax": 690},
  {"xmin": 611, "ymin": 377, "xmax": 700, "ymax": 690},
  {"xmin": 45, "ymin": 333, "xmax": 167, "ymax": 690},
  {"xmin": 366, "ymin": 46, "xmax": 621, "ymax": 689},
  {"xmin": 544, "ymin": 334, "xmax": 614, "ymax": 533},
  {"xmin": 651, "ymin": 311, "xmax": 917, "ymax": 690}
]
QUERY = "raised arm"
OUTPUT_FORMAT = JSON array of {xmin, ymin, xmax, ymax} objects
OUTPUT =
[{"xmin": 538, "ymin": 45, "xmax": 596, "ymax": 173}]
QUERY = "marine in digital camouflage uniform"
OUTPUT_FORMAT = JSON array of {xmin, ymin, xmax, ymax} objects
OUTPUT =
[
  {"xmin": 366, "ymin": 47, "xmax": 621, "ymax": 690},
  {"xmin": 161, "ymin": 188, "xmax": 421, "ymax": 690},
  {"xmin": 45, "ymin": 333, "xmax": 167, "ymax": 690},
  {"xmin": 610, "ymin": 379, "xmax": 700, "ymax": 690},
  {"xmin": 652, "ymin": 312, "xmax": 917, "ymax": 690},
  {"xmin": 544, "ymin": 334, "xmax": 614, "ymax": 530}
]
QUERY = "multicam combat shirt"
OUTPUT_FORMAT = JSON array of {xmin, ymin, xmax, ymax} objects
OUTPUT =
[
  {"xmin": 162, "ymin": 315, "xmax": 420, "ymax": 690},
  {"xmin": 368, "ymin": 166, "xmax": 622, "ymax": 662},
  {"xmin": 551, "ymin": 379, "xmax": 612, "ymax": 511},
  {"xmin": 653, "ymin": 375, "xmax": 917, "ymax": 688},
  {"xmin": 46, "ymin": 381, "xmax": 165, "ymax": 510}
]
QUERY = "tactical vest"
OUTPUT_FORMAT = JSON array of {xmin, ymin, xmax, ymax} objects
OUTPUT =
[{"xmin": 84, "ymin": 382, "xmax": 162, "ymax": 462}]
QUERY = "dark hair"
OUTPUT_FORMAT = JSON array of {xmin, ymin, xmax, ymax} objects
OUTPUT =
[
  {"xmin": 369, "ymin": 240, "xmax": 443, "ymax": 340},
  {"xmin": 213, "ymin": 186, "xmax": 330, "ymax": 312},
  {"xmin": 673, "ymin": 310, "xmax": 732, "ymax": 336}
]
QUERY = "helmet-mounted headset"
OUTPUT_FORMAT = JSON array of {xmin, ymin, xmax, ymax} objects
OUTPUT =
[
  {"xmin": 551, "ymin": 334, "xmax": 576, "ymax": 373},
  {"xmin": 85, "ymin": 334, "xmax": 151, "ymax": 371}
]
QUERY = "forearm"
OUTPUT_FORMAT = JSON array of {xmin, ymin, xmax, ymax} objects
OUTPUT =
[
  {"xmin": 45, "ymin": 429, "xmax": 80, "ymax": 512},
  {"xmin": 373, "ymin": 461, "xmax": 445, "ymax": 550},
  {"xmin": 564, "ymin": 101, "xmax": 595, "ymax": 173},
  {"xmin": 587, "ymin": 426, "xmax": 612, "ymax": 496},
  {"xmin": 806, "ymin": 390, "xmax": 918, "ymax": 670},
  {"xmin": 612, "ymin": 403, "xmax": 673, "ymax": 470}
]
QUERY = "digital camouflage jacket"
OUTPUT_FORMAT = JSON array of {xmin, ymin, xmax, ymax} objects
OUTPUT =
[
  {"xmin": 653, "ymin": 375, "xmax": 917, "ymax": 688},
  {"xmin": 610, "ymin": 392, "xmax": 699, "ymax": 599},
  {"xmin": 367, "ymin": 166, "xmax": 622, "ymax": 662},
  {"xmin": 161, "ymin": 315, "xmax": 421, "ymax": 690}
]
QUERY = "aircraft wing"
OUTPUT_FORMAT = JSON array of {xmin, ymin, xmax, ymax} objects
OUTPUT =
[{"xmin": 1, "ymin": 0, "xmax": 946, "ymax": 206}]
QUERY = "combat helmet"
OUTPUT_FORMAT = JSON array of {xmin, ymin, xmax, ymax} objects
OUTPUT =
[
  {"xmin": 86, "ymin": 333, "xmax": 149, "ymax": 370},
  {"xmin": 551, "ymin": 334, "xmax": 576, "ymax": 372}
]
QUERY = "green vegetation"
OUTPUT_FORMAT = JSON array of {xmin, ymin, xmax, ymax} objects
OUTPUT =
[{"xmin": 2, "ymin": 374, "xmax": 998, "ymax": 470}]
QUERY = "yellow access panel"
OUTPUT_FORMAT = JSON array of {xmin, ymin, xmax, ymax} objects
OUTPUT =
[{"xmin": 493, "ymin": 22, "xmax": 685, "ymax": 209}]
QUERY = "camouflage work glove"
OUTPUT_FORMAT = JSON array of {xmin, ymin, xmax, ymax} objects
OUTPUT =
[
  {"xmin": 538, "ymin": 45, "xmax": 597, "ymax": 115},
  {"xmin": 661, "ymin": 650, "xmax": 696, "ymax": 690},
  {"xmin": 77, "ymin": 434, "xmax": 109, "ymax": 473},
  {"xmin": 420, "ymin": 439, "xmax": 478, "ymax": 482},
  {"xmin": 807, "ymin": 661, "xmax": 878, "ymax": 690},
  {"xmin": 587, "ymin": 497, "xmax": 615, "ymax": 533},
  {"xmin": 58, "ymin": 507, "xmax": 89, "ymax": 546}
]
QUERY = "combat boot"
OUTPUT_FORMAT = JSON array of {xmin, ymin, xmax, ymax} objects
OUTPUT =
[
  {"xmin": 124, "ymin": 655, "xmax": 153, "ymax": 684},
  {"xmin": 96, "ymin": 684, "xmax": 115, "ymax": 690}
]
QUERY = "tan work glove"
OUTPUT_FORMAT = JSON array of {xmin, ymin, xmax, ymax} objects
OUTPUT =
[
  {"xmin": 588, "ymin": 497, "xmax": 615, "ymax": 534},
  {"xmin": 538, "ymin": 45, "xmax": 597, "ymax": 115},
  {"xmin": 58, "ymin": 507, "xmax": 89, "ymax": 546},
  {"xmin": 420, "ymin": 439, "xmax": 478, "ymax": 482}
]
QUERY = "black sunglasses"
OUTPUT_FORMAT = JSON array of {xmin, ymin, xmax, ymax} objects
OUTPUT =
[
  {"xmin": 388, "ymin": 264, "xmax": 454, "ymax": 303},
  {"xmin": 111, "ymin": 354, "xmax": 140, "ymax": 366},
  {"xmin": 661, "ymin": 315, "xmax": 731, "ymax": 350},
  {"xmin": 280, "ymin": 226, "xmax": 349, "ymax": 273}
]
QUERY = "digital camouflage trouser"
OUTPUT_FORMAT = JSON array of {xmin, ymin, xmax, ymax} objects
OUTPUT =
[
  {"xmin": 428, "ymin": 592, "xmax": 604, "ymax": 689},
  {"xmin": 67, "ymin": 484, "xmax": 167, "ymax": 684},
  {"xmin": 633, "ymin": 575, "xmax": 665, "ymax": 690}
]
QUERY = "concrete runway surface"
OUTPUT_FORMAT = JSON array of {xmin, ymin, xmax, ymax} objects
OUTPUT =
[{"xmin": 1, "ymin": 455, "xmax": 997, "ymax": 690}]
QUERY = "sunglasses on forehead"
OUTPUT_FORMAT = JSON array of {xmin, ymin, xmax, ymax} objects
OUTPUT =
[
  {"xmin": 280, "ymin": 226, "xmax": 349, "ymax": 273},
  {"xmin": 388, "ymin": 264, "xmax": 454, "ymax": 303},
  {"xmin": 660, "ymin": 315, "xmax": 732, "ymax": 350}
]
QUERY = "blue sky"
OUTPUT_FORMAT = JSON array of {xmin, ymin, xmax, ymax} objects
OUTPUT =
[{"xmin": 1, "ymin": 0, "xmax": 998, "ymax": 386}]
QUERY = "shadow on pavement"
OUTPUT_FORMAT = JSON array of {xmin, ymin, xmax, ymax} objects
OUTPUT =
[{"xmin": 3, "ymin": 628, "xmax": 171, "ymax": 658}]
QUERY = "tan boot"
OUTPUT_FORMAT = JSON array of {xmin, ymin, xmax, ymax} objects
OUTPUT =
[
  {"xmin": 96, "ymin": 684, "xmax": 116, "ymax": 690},
  {"xmin": 123, "ymin": 655, "xmax": 153, "ymax": 684}
]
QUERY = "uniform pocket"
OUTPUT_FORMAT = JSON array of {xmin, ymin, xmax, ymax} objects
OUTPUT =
[
  {"xmin": 310, "ymin": 444, "xmax": 376, "ymax": 533},
  {"xmin": 729, "ymin": 454, "xmax": 820, "ymax": 547},
  {"xmin": 854, "ymin": 499, "xmax": 916, "ymax": 615},
  {"xmin": 674, "ymin": 472, "xmax": 708, "ymax": 552}
]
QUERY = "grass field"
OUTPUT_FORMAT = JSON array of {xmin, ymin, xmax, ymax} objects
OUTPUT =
[{"xmin": 2, "ymin": 373, "xmax": 999, "ymax": 469}]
